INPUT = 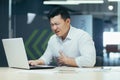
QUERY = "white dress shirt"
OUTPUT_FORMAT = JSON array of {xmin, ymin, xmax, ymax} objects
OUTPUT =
[{"xmin": 40, "ymin": 26, "xmax": 96, "ymax": 67}]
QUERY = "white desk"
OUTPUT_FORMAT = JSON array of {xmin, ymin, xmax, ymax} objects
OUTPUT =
[{"xmin": 0, "ymin": 67, "xmax": 120, "ymax": 80}]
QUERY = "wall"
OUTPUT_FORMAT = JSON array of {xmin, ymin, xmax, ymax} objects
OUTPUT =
[
  {"xmin": 12, "ymin": 0, "xmax": 54, "ymax": 60},
  {"xmin": 0, "ymin": 0, "xmax": 8, "ymax": 66}
]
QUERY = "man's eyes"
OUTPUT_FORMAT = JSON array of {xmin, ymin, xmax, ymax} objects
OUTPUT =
[{"xmin": 51, "ymin": 23, "xmax": 60, "ymax": 26}]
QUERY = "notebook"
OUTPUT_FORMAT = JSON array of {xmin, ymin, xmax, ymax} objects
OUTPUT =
[{"xmin": 2, "ymin": 37, "xmax": 55, "ymax": 69}]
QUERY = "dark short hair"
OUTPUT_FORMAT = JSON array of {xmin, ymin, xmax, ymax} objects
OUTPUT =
[{"xmin": 48, "ymin": 7, "xmax": 70, "ymax": 21}]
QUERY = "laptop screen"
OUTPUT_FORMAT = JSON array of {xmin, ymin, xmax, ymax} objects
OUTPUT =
[{"xmin": 2, "ymin": 38, "xmax": 30, "ymax": 69}]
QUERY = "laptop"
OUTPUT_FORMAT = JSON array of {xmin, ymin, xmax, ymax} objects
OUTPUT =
[{"xmin": 2, "ymin": 37, "xmax": 55, "ymax": 69}]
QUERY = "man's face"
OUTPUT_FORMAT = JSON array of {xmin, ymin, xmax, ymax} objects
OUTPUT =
[{"xmin": 50, "ymin": 15, "xmax": 70, "ymax": 39}]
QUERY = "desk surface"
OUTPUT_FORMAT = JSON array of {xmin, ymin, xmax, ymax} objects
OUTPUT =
[{"xmin": 0, "ymin": 67, "xmax": 120, "ymax": 80}]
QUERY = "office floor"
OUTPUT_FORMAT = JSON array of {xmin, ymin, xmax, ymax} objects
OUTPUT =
[{"xmin": 103, "ymin": 51, "xmax": 120, "ymax": 66}]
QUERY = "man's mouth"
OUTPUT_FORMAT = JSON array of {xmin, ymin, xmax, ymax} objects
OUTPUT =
[{"xmin": 55, "ymin": 31, "xmax": 60, "ymax": 34}]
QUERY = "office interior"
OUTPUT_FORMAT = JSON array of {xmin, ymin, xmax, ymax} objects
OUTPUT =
[{"xmin": 0, "ymin": 0, "xmax": 120, "ymax": 67}]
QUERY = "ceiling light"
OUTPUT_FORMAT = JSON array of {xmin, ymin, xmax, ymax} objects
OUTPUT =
[
  {"xmin": 108, "ymin": 0, "xmax": 120, "ymax": 2},
  {"xmin": 43, "ymin": 0, "xmax": 104, "ymax": 5},
  {"xmin": 108, "ymin": 5, "xmax": 114, "ymax": 11}
]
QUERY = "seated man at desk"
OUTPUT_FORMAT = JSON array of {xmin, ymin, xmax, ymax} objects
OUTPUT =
[{"xmin": 29, "ymin": 7, "xmax": 96, "ymax": 67}]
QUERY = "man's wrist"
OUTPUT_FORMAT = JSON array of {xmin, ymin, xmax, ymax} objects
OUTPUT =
[
  {"xmin": 65, "ymin": 57, "xmax": 77, "ymax": 67},
  {"xmin": 36, "ymin": 59, "xmax": 44, "ymax": 65}
]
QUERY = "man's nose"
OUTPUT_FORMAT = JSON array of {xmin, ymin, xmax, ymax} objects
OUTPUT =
[{"xmin": 52, "ymin": 25, "xmax": 57, "ymax": 30}]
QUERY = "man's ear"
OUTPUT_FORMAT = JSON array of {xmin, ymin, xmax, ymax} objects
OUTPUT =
[{"xmin": 66, "ymin": 18, "xmax": 70, "ymax": 24}]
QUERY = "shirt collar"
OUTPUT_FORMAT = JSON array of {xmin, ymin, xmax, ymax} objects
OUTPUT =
[{"xmin": 65, "ymin": 25, "xmax": 73, "ymax": 40}]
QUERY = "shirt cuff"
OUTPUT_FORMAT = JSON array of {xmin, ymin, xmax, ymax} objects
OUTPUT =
[
  {"xmin": 75, "ymin": 57, "xmax": 82, "ymax": 67},
  {"xmin": 39, "ymin": 57, "xmax": 49, "ymax": 65}
]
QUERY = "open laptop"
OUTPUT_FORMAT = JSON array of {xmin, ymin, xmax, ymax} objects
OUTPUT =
[{"xmin": 2, "ymin": 37, "xmax": 55, "ymax": 69}]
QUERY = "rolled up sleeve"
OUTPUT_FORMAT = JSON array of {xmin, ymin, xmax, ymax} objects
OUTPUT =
[{"xmin": 75, "ymin": 34, "xmax": 96, "ymax": 67}]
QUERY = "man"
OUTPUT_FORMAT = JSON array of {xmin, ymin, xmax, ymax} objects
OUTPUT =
[{"xmin": 29, "ymin": 7, "xmax": 96, "ymax": 67}]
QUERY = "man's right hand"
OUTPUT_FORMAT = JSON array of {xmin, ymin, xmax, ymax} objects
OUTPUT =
[{"xmin": 28, "ymin": 59, "xmax": 44, "ymax": 66}]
